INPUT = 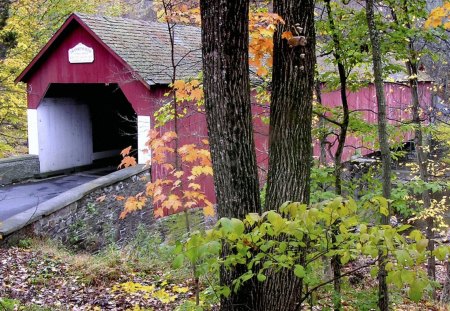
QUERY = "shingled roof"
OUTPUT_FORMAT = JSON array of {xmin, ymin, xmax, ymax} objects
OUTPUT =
[
  {"xmin": 17, "ymin": 13, "xmax": 431, "ymax": 86},
  {"xmin": 76, "ymin": 13, "xmax": 202, "ymax": 85}
]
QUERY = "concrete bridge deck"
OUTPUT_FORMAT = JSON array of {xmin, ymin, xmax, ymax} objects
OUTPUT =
[{"xmin": 0, "ymin": 167, "xmax": 116, "ymax": 222}]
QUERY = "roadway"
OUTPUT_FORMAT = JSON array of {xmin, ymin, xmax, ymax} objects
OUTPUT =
[{"xmin": 0, "ymin": 167, "xmax": 115, "ymax": 221}]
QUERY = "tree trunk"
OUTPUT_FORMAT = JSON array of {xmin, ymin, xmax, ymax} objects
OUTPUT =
[
  {"xmin": 407, "ymin": 58, "xmax": 435, "ymax": 284},
  {"xmin": 365, "ymin": 1, "xmax": 392, "ymax": 310},
  {"xmin": 389, "ymin": 1, "xmax": 435, "ymax": 298},
  {"xmin": 324, "ymin": 1, "xmax": 350, "ymax": 308},
  {"xmin": 259, "ymin": 0, "xmax": 315, "ymax": 310},
  {"xmin": 199, "ymin": 1, "xmax": 261, "ymax": 310},
  {"xmin": 441, "ymin": 260, "xmax": 450, "ymax": 304}
]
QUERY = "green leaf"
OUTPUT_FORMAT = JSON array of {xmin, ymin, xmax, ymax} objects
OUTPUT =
[
  {"xmin": 409, "ymin": 280, "xmax": 425, "ymax": 302},
  {"xmin": 401, "ymin": 270, "xmax": 415, "ymax": 284},
  {"xmin": 409, "ymin": 230, "xmax": 423, "ymax": 242},
  {"xmin": 294, "ymin": 265, "xmax": 306, "ymax": 278},
  {"xmin": 416, "ymin": 239, "xmax": 428, "ymax": 253},
  {"xmin": 370, "ymin": 266, "xmax": 379, "ymax": 278},
  {"xmin": 172, "ymin": 254, "xmax": 184, "ymax": 269},
  {"xmin": 380, "ymin": 205, "xmax": 389, "ymax": 216},
  {"xmin": 397, "ymin": 224, "xmax": 411, "ymax": 232},
  {"xmin": 230, "ymin": 218, "xmax": 245, "ymax": 235},
  {"xmin": 257, "ymin": 273, "xmax": 266, "ymax": 282},
  {"xmin": 245, "ymin": 213, "xmax": 261, "ymax": 226}
]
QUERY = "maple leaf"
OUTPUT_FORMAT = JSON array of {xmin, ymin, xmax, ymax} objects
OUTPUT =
[
  {"xmin": 185, "ymin": 201, "xmax": 197, "ymax": 208},
  {"xmin": 191, "ymin": 165, "xmax": 213, "ymax": 176},
  {"xmin": 172, "ymin": 80, "xmax": 185, "ymax": 89},
  {"xmin": 188, "ymin": 183, "xmax": 201, "ymax": 190},
  {"xmin": 154, "ymin": 193, "xmax": 167, "ymax": 204},
  {"xmin": 115, "ymin": 195, "xmax": 125, "ymax": 201},
  {"xmin": 190, "ymin": 79, "xmax": 200, "ymax": 87},
  {"xmin": 162, "ymin": 131, "xmax": 177, "ymax": 142},
  {"xmin": 118, "ymin": 156, "xmax": 137, "ymax": 169},
  {"xmin": 162, "ymin": 194, "xmax": 182, "ymax": 212},
  {"xmin": 257, "ymin": 66, "xmax": 269, "ymax": 77},
  {"xmin": 154, "ymin": 207, "xmax": 165, "ymax": 218},
  {"xmin": 162, "ymin": 163, "xmax": 174, "ymax": 171},
  {"xmin": 190, "ymin": 88, "xmax": 203, "ymax": 101},
  {"xmin": 203, "ymin": 201, "xmax": 215, "ymax": 217},
  {"xmin": 120, "ymin": 146, "xmax": 132, "ymax": 157},
  {"xmin": 174, "ymin": 171, "xmax": 184, "ymax": 178}
]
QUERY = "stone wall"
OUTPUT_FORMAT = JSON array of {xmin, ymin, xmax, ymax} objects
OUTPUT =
[
  {"xmin": 1, "ymin": 166, "xmax": 155, "ymax": 251},
  {"xmin": 0, "ymin": 155, "xmax": 40, "ymax": 185}
]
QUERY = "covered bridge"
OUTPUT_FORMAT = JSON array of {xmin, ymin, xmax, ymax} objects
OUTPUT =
[
  {"xmin": 16, "ymin": 13, "xmax": 201, "ymax": 173},
  {"xmin": 16, "ymin": 13, "xmax": 432, "ymax": 212}
]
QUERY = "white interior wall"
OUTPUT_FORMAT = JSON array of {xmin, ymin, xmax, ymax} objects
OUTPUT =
[
  {"xmin": 27, "ymin": 109, "xmax": 39, "ymax": 155},
  {"xmin": 137, "ymin": 115, "xmax": 151, "ymax": 164},
  {"xmin": 37, "ymin": 97, "xmax": 93, "ymax": 172}
]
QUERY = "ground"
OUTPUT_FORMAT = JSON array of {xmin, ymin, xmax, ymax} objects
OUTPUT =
[
  {"xmin": 0, "ymin": 238, "xmax": 448, "ymax": 311},
  {"xmin": 0, "ymin": 239, "xmax": 207, "ymax": 311}
]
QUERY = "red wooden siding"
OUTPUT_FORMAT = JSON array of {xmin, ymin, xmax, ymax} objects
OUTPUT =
[
  {"xmin": 22, "ymin": 20, "xmax": 152, "ymax": 115},
  {"xmin": 150, "ymin": 82, "xmax": 431, "ymax": 216}
]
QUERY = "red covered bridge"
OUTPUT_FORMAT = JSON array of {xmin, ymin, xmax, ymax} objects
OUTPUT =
[{"xmin": 16, "ymin": 13, "xmax": 432, "ymax": 213}]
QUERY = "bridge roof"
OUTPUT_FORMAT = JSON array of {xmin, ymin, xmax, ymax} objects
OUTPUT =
[
  {"xmin": 16, "ymin": 13, "xmax": 432, "ymax": 86},
  {"xmin": 16, "ymin": 13, "xmax": 202, "ymax": 85}
]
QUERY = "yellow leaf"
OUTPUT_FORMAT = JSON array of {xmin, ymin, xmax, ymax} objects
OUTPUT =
[
  {"xmin": 203, "ymin": 202, "xmax": 215, "ymax": 217},
  {"xmin": 188, "ymin": 183, "xmax": 201, "ymax": 190},
  {"xmin": 174, "ymin": 171, "xmax": 184, "ymax": 178},
  {"xmin": 191, "ymin": 165, "xmax": 213, "ymax": 176}
]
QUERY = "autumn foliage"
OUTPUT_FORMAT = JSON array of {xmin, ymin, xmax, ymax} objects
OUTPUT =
[{"xmin": 119, "ymin": 130, "xmax": 214, "ymax": 219}]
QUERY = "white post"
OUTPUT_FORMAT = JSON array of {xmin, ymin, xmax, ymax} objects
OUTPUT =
[
  {"xmin": 137, "ymin": 115, "xmax": 151, "ymax": 164},
  {"xmin": 27, "ymin": 109, "xmax": 39, "ymax": 155}
]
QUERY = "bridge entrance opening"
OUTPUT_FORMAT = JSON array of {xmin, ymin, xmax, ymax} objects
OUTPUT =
[{"xmin": 36, "ymin": 83, "xmax": 137, "ymax": 173}]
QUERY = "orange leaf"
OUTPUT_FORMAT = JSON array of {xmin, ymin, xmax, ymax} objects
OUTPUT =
[
  {"xmin": 281, "ymin": 31, "xmax": 293, "ymax": 40},
  {"xmin": 120, "ymin": 146, "xmax": 132, "ymax": 157},
  {"xmin": 115, "ymin": 195, "xmax": 125, "ymax": 201},
  {"xmin": 119, "ymin": 156, "xmax": 137, "ymax": 169},
  {"xmin": 173, "ymin": 80, "xmax": 185, "ymax": 90},
  {"xmin": 185, "ymin": 201, "xmax": 197, "ymax": 208},
  {"xmin": 190, "ymin": 88, "xmax": 204, "ymax": 101},
  {"xmin": 155, "ymin": 207, "xmax": 165, "ymax": 218}
]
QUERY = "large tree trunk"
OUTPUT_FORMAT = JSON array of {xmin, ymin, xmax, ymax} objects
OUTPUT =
[
  {"xmin": 260, "ymin": 0, "xmax": 315, "ymax": 310},
  {"xmin": 199, "ymin": 1, "xmax": 261, "ymax": 310},
  {"xmin": 366, "ymin": 1, "xmax": 392, "ymax": 309}
]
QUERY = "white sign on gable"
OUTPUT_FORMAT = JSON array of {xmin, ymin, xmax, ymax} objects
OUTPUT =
[{"xmin": 68, "ymin": 43, "xmax": 94, "ymax": 64}]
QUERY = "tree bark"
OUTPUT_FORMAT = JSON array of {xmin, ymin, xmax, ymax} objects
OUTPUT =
[
  {"xmin": 323, "ymin": 1, "xmax": 351, "ymax": 308},
  {"xmin": 199, "ymin": 1, "xmax": 261, "ymax": 310},
  {"xmin": 407, "ymin": 57, "xmax": 435, "ymax": 283},
  {"xmin": 260, "ymin": 0, "xmax": 315, "ymax": 310},
  {"xmin": 366, "ymin": 1, "xmax": 392, "ymax": 309}
]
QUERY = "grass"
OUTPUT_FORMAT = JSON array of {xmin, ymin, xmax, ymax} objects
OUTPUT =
[
  {"xmin": 25, "ymin": 226, "xmax": 191, "ymax": 286},
  {"xmin": 0, "ymin": 298, "xmax": 52, "ymax": 311}
]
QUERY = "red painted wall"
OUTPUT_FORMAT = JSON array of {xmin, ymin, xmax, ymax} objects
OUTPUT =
[
  {"xmin": 20, "ymin": 17, "xmax": 432, "ymax": 216},
  {"xmin": 149, "ymin": 82, "xmax": 431, "ymax": 216},
  {"xmin": 23, "ymin": 21, "xmax": 152, "ymax": 115}
]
